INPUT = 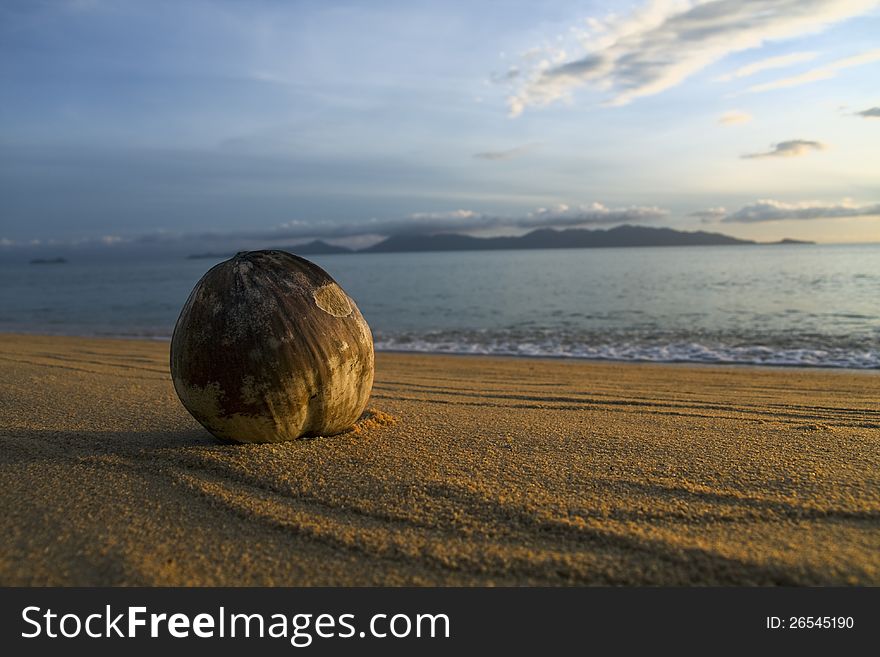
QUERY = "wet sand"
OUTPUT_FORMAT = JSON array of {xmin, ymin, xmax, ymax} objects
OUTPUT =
[{"xmin": 1, "ymin": 333, "xmax": 878, "ymax": 585}]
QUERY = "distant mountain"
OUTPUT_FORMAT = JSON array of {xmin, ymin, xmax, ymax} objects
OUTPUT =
[
  {"xmin": 280, "ymin": 240, "xmax": 352, "ymax": 255},
  {"xmin": 187, "ymin": 240, "xmax": 351, "ymax": 260},
  {"xmin": 772, "ymin": 238, "xmax": 814, "ymax": 245},
  {"xmin": 365, "ymin": 224, "xmax": 763, "ymax": 253},
  {"xmin": 184, "ymin": 227, "xmax": 812, "ymax": 259}
]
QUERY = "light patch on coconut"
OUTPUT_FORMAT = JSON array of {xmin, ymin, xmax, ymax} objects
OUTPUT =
[
  {"xmin": 313, "ymin": 284, "xmax": 353, "ymax": 317},
  {"xmin": 198, "ymin": 409, "xmax": 279, "ymax": 444},
  {"xmin": 234, "ymin": 260, "xmax": 254, "ymax": 275},
  {"xmin": 353, "ymin": 313, "xmax": 373, "ymax": 349},
  {"xmin": 178, "ymin": 377, "xmax": 308, "ymax": 442},
  {"xmin": 174, "ymin": 380, "xmax": 226, "ymax": 425},
  {"xmin": 326, "ymin": 353, "xmax": 342, "ymax": 373}
]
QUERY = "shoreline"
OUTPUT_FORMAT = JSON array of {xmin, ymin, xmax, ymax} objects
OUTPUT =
[
  {"xmin": 1, "ymin": 333, "xmax": 878, "ymax": 585},
  {"xmin": 0, "ymin": 330, "xmax": 876, "ymax": 373}
]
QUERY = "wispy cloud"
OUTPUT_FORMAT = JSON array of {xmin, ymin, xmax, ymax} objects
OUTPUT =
[
  {"xmin": 718, "ymin": 110, "xmax": 752, "ymax": 125},
  {"xmin": 720, "ymin": 199, "xmax": 880, "ymax": 222},
  {"xmin": 747, "ymin": 48, "xmax": 880, "ymax": 93},
  {"xmin": 490, "ymin": 67, "xmax": 521, "ymax": 83},
  {"xmin": 522, "ymin": 203, "xmax": 668, "ymax": 228},
  {"xmin": 0, "ymin": 234, "xmax": 125, "ymax": 248},
  {"xmin": 689, "ymin": 207, "xmax": 728, "ymax": 222},
  {"xmin": 715, "ymin": 51, "xmax": 818, "ymax": 81},
  {"xmin": 855, "ymin": 106, "xmax": 880, "ymax": 117},
  {"xmin": 507, "ymin": 0, "xmax": 878, "ymax": 114},
  {"xmin": 742, "ymin": 139, "xmax": 825, "ymax": 158},
  {"xmin": 473, "ymin": 143, "xmax": 539, "ymax": 161}
]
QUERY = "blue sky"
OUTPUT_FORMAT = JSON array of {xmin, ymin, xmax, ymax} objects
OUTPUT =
[{"xmin": 1, "ymin": 0, "xmax": 879, "ymax": 252}]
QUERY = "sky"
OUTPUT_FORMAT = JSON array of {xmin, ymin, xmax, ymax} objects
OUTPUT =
[{"xmin": 1, "ymin": 0, "xmax": 879, "ymax": 254}]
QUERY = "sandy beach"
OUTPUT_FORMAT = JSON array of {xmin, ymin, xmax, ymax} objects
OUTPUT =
[{"xmin": 0, "ymin": 333, "xmax": 877, "ymax": 586}]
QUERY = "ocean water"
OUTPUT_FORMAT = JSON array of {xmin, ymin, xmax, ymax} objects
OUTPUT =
[{"xmin": 1, "ymin": 244, "xmax": 878, "ymax": 369}]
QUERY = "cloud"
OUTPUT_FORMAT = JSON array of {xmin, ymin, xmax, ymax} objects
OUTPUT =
[
  {"xmin": 720, "ymin": 199, "xmax": 880, "ymax": 222},
  {"xmin": 718, "ymin": 110, "xmax": 752, "ymax": 125},
  {"xmin": 741, "ymin": 139, "xmax": 825, "ymax": 158},
  {"xmin": 506, "ymin": 0, "xmax": 878, "ymax": 114},
  {"xmin": 490, "ymin": 67, "xmax": 521, "ymax": 83},
  {"xmin": 856, "ymin": 106, "xmax": 880, "ymax": 117},
  {"xmin": 715, "ymin": 51, "xmax": 818, "ymax": 81},
  {"xmin": 473, "ymin": 143, "xmax": 539, "ymax": 161},
  {"xmin": 689, "ymin": 207, "xmax": 728, "ymax": 222},
  {"xmin": 747, "ymin": 48, "xmax": 880, "ymax": 93},
  {"xmin": 267, "ymin": 203, "xmax": 668, "ymax": 238},
  {"xmin": 520, "ymin": 203, "xmax": 668, "ymax": 229}
]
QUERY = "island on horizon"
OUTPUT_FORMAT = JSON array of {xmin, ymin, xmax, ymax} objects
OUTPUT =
[{"xmin": 187, "ymin": 224, "xmax": 814, "ymax": 259}]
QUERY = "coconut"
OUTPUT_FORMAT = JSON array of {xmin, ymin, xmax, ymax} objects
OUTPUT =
[{"xmin": 170, "ymin": 250, "xmax": 374, "ymax": 443}]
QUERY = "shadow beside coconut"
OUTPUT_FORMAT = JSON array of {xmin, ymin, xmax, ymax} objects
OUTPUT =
[{"xmin": 3, "ymin": 408, "xmax": 396, "ymax": 471}]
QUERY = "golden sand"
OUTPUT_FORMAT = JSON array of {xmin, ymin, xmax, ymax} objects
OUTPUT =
[{"xmin": 0, "ymin": 334, "xmax": 877, "ymax": 585}]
